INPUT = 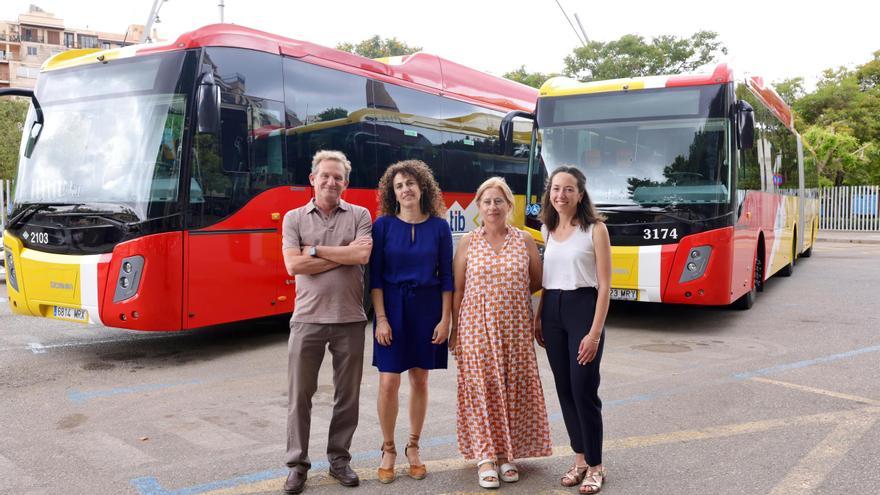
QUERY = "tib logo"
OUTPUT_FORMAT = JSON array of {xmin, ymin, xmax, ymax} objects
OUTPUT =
[{"xmin": 446, "ymin": 200, "xmax": 480, "ymax": 234}]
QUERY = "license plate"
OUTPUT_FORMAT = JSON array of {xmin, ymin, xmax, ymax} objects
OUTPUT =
[
  {"xmin": 53, "ymin": 305, "xmax": 89, "ymax": 322},
  {"xmin": 610, "ymin": 288, "xmax": 639, "ymax": 301}
]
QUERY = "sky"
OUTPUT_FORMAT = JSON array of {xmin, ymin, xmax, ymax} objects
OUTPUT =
[{"xmin": 3, "ymin": 0, "xmax": 878, "ymax": 90}]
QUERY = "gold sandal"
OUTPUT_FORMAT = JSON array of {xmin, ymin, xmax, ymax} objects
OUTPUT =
[
  {"xmin": 561, "ymin": 464, "xmax": 588, "ymax": 487},
  {"xmin": 579, "ymin": 466, "xmax": 606, "ymax": 494},
  {"xmin": 405, "ymin": 433, "xmax": 427, "ymax": 480},
  {"xmin": 377, "ymin": 440, "xmax": 396, "ymax": 484}
]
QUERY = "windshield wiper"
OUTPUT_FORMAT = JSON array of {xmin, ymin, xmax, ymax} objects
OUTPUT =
[
  {"xmin": 7, "ymin": 204, "xmax": 61, "ymax": 229},
  {"xmin": 597, "ymin": 204, "xmax": 704, "ymax": 225},
  {"xmin": 598, "ymin": 204, "xmax": 734, "ymax": 225}
]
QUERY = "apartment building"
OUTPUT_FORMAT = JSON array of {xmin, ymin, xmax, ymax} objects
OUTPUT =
[{"xmin": 1, "ymin": 5, "xmax": 155, "ymax": 89}]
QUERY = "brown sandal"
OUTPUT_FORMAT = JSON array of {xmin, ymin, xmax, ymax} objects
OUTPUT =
[
  {"xmin": 561, "ymin": 464, "xmax": 588, "ymax": 487},
  {"xmin": 405, "ymin": 433, "xmax": 427, "ymax": 480},
  {"xmin": 377, "ymin": 440, "xmax": 396, "ymax": 484},
  {"xmin": 579, "ymin": 466, "xmax": 606, "ymax": 494}
]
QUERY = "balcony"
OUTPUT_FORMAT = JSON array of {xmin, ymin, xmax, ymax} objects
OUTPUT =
[
  {"xmin": 21, "ymin": 35, "xmax": 46, "ymax": 44},
  {"xmin": 0, "ymin": 33, "xmax": 22, "ymax": 43}
]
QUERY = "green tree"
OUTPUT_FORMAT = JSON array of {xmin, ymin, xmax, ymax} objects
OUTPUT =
[
  {"xmin": 0, "ymin": 98, "xmax": 29, "ymax": 180},
  {"xmin": 336, "ymin": 36, "xmax": 422, "ymax": 59},
  {"xmin": 794, "ymin": 51, "xmax": 880, "ymax": 185},
  {"xmin": 315, "ymin": 107, "xmax": 349, "ymax": 122},
  {"xmin": 803, "ymin": 125, "xmax": 873, "ymax": 186},
  {"xmin": 563, "ymin": 31, "xmax": 727, "ymax": 81},
  {"xmin": 502, "ymin": 65, "xmax": 559, "ymax": 89}
]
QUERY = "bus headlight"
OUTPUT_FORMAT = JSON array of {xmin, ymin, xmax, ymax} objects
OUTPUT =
[
  {"xmin": 679, "ymin": 246, "xmax": 711, "ymax": 283},
  {"xmin": 4, "ymin": 248, "xmax": 18, "ymax": 292},
  {"xmin": 114, "ymin": 255, "xmax": 144, "ymax": 302}
]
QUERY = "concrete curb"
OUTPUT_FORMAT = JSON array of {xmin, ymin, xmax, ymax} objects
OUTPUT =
[{"xmin": 817, "ymin": 237, "xmax": 880, "ymax": 245}]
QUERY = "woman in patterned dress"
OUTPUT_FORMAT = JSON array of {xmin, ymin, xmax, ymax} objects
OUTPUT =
[
  {"xmin": 450, "ymin": 177, "xmax": 551, "ymax": 489},
  {"xmin": 370, "ymin": 160, "xmax": 453, "ymax": 483}
]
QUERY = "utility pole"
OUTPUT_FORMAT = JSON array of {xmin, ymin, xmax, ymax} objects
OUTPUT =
[
  {"xmin": 140, "ymin": 0, "xmax": 166, "ymax": 44},
  {"xmin": 219, "ymin": 0, "xmax": 225, "ymax": 23},
  {"xmin": 573, "ymin": 13, "xmax": 590, "ymax": 45},
  {"xmin": 554, "ymin": 0, "xmax": 586, "ymax": 47}
]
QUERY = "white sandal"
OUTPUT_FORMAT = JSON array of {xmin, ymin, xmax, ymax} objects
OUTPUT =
[
  {"xmin": 476, "ymin": 459, "xmax": 500, "ymax": 489},
  {"xmin": 579, "ymin": 466, "xmax": 607, "ymax": 494},
  {"xmin": 498, "ymin": 462, "xmax": 519, "ymax": 482}
]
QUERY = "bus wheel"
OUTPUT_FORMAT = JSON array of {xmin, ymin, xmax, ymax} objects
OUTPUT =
[
  {"xmin": 779, "ymin": 231, "xmax": 796, "ymax": 277},
  {"xmin": 732, "ymin": 251, "xmax": 762, "ymax": 310},
  {"xmin": 801, "ymin": 221, "xmax": 816, "ymax": 258}
]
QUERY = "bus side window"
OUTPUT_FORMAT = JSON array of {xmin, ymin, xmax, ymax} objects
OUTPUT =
[
  {"xmin": 368, "ymin": 80, "xmax": 444, "ymax": 180},
  {"xmin": 283, "ymin": 58, "xmax": 377, "ymax": 188},
  {"xmin": 189, "ymin": 48, "xmax": 284, "ymax": 229}
]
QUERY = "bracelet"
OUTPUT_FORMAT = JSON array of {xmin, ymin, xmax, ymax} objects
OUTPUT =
[
  {"xmin": 590, "ymin": 336, "xmax": 601, "ymax": 344},
  {"xmin": 376, "ymin": 315, "xmax": 388, "ymax": 321}
]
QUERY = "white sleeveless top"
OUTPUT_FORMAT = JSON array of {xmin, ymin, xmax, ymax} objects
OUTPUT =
[{"xmin": 541, "ymin": 223, "xmax": 598, "ymax": 290}]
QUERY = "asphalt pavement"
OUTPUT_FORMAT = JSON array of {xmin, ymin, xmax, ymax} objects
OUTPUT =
[{"xmin": 1, "ymin": 235, "xmax": 879, "ymax": 495}]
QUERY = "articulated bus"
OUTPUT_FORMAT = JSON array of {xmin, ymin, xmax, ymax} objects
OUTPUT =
[
  {"xmin": 503, "ymin": 64, "xmax": 818, "ymax": 309},
  {"xmin": 2, "ymin": 24, "xmax": 537, "ymax": 331}
]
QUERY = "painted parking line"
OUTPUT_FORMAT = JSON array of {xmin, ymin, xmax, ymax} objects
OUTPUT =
[
  {"xmin": 768, "ymin": 412, "xmax": 878, "ymax": 495},
  {"xmin": 68, "ymin": 379, "xmax": 204, "ymax": 404},
  {"xmin": 734, "ymin": 344, "xmax": 880, "ymax": 380},
  {"xmin": 750, "ymin": 377, "xmax": 880, "ymax": 406},
  {"xmin": 129, "ymin": 342, "xmax": 880, "ymax": 495},
  {"xmin": 132, "ymin": 406, "xmax": 880, "ymax": 495}
]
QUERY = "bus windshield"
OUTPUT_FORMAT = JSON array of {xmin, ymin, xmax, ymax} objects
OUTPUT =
[
  {"xmin": 15, "ymin": 51, "xmax": 196, "ymax": 220},
  {"xmin": 537, "ymin": 84, "xmax": 731, "ymax": 207}
]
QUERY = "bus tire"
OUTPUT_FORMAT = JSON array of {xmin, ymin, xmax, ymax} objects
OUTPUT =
[
  {"xmin": 779, "ymin": 230, "xmax": 796, "ymax": 277},
  {"xmin": 801, "ymin": 220, "xmax": 816, "ymax": 258},
  {"xmin": 732, "ymin": 247, "xmax": 763, "ymax": 310}
]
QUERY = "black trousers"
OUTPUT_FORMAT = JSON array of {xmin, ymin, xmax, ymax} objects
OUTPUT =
[{"xmin": 541, "ymin": 287, "xmax": 604, "ymax": 466}]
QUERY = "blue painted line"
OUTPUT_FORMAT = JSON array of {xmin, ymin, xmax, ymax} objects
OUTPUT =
[
  {"xmin": 734, "ymin": 344, "xmax": 880, "ymax": 380},
  {"xmin": 131, "ymin": 468, "xmax": 288, "ymax": 495},
  {"xmin": 131, "ymin": 343, "xmax": 880, "ymax": 495},
  {"xmin": 68, "ymin": 379, "xmax": 204, "ymax": 404}
]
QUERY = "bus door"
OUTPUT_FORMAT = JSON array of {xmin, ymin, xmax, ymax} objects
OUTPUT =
[{"xmin": 186, "ymin": 94, "xmax": 287, "ymax": 328}]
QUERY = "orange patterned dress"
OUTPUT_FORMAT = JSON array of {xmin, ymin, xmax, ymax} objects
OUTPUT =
[{"xmin": 456, "ymin": 226, "xmax": 552, "ymax": 461}]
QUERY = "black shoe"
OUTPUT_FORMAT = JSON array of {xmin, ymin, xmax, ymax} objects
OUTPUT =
[
  {"xmin": 283, "ymin": 470, "xmax": 307, "ymax": 494},
  {"xmin": 328, "ymin": 464, "xmax": 360, "ymax": 487}
]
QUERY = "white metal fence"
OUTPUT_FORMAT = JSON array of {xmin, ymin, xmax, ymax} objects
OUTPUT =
[
  {"xmin": 1, "ymin": 179, "xmax": 12, "ymax": 232},
  {"xmin": 820, "ymin": 185, "xmax": 880, "ymax": 231}
]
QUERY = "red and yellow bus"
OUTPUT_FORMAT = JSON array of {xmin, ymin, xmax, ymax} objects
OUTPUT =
[
  {"xmin": 3, "ymin": 24, "xmax": 537, "ymax": 330},
  {"xmin": 504, "ymin": 63, "xmax": 818, "ymax": 309}
]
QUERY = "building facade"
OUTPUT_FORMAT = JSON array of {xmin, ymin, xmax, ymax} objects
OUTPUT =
[{"xmin": 1, "ymin": 5, "xmax": 155, "ymax": 89}]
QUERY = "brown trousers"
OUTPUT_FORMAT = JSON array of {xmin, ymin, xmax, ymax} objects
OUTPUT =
[{"xmin": 285, "ymin": 320, "xmax": 366, "ymax": 473}]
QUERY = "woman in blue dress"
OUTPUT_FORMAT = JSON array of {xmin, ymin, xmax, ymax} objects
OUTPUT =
[{"xmin": 370, "ymin": 159, "xmax": 453, "ymax": 483}]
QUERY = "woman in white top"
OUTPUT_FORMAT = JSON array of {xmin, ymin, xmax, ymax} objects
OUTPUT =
[{"xmin": 534, "ymin": 166, "xmax": 611, "ymax": 494}]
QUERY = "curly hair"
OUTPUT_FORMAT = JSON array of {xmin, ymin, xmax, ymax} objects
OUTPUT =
[{"xmin": 377, "ymin": 160, "xmax": 446, "ymax": 217}]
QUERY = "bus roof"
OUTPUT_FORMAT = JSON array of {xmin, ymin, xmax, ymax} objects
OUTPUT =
[
  {"xmin": 42, "ymin": 23, "xmax": 537, "ymax": 114},
  {"xmin": 538, "ymin": 62, "xmax": 794, "ymax": 131},
  {"xmin": 538, "ymin": 63, "xmax": 736, "ymax": 98}
]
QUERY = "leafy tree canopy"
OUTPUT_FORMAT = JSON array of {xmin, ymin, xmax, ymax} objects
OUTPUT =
[
  {"xmin": 563, "ymin": 30, "xmax": 727, "ymax": 81},
  {"xmin": 502, "ymin": 65, "xmax": 559, "ymax": 89},
  {"xmin": 336, "ymin": 35, "xmax": 422, "ymax": 59}
]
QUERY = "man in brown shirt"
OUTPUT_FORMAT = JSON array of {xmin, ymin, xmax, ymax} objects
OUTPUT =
[{"xmin": 281, "ymin": 150, "xmax": 372, "ymax": 494}]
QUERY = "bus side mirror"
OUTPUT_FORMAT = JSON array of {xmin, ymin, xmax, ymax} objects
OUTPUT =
[
  {"xmin": 499, "ymin": 110, "xmax": 535, "ymax": 156},
  {"xmin": 1, "ymin": 87, "xmax": 44, "ymax": 158},
  {"xmin": 197, "ymin": 72, "xmax": 221, "ymax": 135},
  {"xmin": 736, "ymin": 100, "xmax": 755, "ymax": 150}
]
